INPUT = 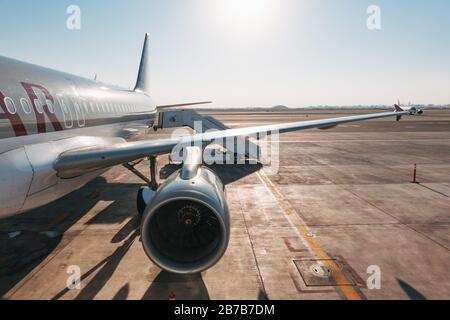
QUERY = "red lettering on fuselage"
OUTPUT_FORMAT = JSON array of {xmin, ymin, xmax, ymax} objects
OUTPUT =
[
  {"xmin": 0, "ymin": 90, "xmax": 28, "ymax": 137},
  {"xmin": 21, "ymin": 82, "xmax": 63, "ymax": 133}
]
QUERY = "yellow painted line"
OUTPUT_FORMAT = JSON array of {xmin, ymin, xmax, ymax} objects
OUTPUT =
[{"xmin": 256, "ymin": 170, "xmax": 362, "ymax": 300}]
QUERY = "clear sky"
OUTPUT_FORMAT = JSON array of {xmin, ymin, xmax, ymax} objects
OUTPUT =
[{"xmin": 1, "ymin": 0, "xmax": 449, "ymax": 107}]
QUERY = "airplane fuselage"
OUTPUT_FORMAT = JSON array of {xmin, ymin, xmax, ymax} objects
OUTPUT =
[{"xmin": 0, "ymin": 56, "xmax": 158, "ymax": 217}]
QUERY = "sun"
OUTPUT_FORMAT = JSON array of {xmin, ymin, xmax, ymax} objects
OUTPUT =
[{"xmin": 214, "ymin": 0, "xmax": 274, "ymax": 30}]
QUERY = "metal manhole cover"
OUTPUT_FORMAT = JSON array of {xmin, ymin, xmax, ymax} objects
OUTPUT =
[{"xmin": 294, "ymin": 259, "xmax": 356, "ymax": 287}]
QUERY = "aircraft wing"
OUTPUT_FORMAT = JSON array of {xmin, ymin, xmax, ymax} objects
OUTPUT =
[
  {"xmin": 54, "ymin": 110, "xmax": 408, "ymax": 178},
  {"xmin": 157, "ymin": 101, "xmax": 212, "ymax": 109}
]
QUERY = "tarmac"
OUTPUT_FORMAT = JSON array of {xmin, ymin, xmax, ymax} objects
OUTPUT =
[{"xmin": 1, "ymin": 109, "xmax": 449, "ymax": 300}]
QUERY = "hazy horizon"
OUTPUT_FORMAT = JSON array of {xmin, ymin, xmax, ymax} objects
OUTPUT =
[{"xmin": 1, "ymin": 0, "xmax": 449, "ymax": 108}]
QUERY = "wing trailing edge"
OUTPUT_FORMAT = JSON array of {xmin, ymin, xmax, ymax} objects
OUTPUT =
[{"xmin": 54, "ymin": 110, "xmax": 409, "ymax": 178}]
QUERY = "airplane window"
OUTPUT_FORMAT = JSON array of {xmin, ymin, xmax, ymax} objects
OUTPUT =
[
  {"xmin": 34, "ymin": 99, "xmax": 44, "ymax": 114},
  {"xmin": 46, "ymin": 100, "xmax": 55, "ymax": 113},
  {"xmin": 83, "ymin": 100, "xmax": 91, "ymax": 113},
  {"xmin": 57, "ymin": 95, "xmax": 73, "ymax": 128},
  {"xmin": 82, "ymin": 100, "xmax": 89, "ymax": 113},
  {"xmin": 4, "ymin": 97, "xmax": 17, "ymax": 114},
  {"xmin": 90, "ymin": 101, "xmax": 96, "ymax": 112},
  {"xmin": 20, "ymin": 98, "xmax": 32, "ymax": 114}
]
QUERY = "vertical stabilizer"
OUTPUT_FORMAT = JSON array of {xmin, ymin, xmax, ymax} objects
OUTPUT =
[{"xmin": 134, "ymin": 33, "xmax": 151, "ymax": 95}]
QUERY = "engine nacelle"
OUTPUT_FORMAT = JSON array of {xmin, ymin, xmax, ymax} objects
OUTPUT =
[{"xmin": 140, "ymin": 166, "xmax": 230, "ymax": 274}]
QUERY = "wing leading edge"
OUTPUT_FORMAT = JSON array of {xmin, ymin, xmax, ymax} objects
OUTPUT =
[{"xmin": 54, "ymin": 110, "xmax": 408, "ymax": 178}]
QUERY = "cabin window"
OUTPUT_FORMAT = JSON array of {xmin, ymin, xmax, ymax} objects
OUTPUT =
[
  {"xmin": 81, "ymin": 100, "xmax": 88, "ymax": 113},
  {"xmin": 82, "ymin": 100, "xmax": 90, "ymax": 113},
  {"xmin": 4, "ymin": 97, "xmax": 17, "ymax": 114},
  {"xmin": 58, "ymin": 95, "xmax": 73, "ymax": 128},
  {"xmin": 20, "ymin": 98, "xmax": 32, "ymax": 114},
  {"xmin": 72, "ymin": 98, "xmax": 86, "ymax": 127},
  {"xmin": 34, "ymin": 99, "xmax": 44, "ymax": 114},
  {"xmin": 90, "ymin": 101, "xmax": 96, "ymax": 113},
  {"xmin": 46, "ymin": 100, "xmax": 55, "ymax": 113}
]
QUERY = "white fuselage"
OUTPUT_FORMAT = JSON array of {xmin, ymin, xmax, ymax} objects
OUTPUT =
[{"xmin": 0, "ymin": 56, "xmax": 158, "ymax": 218}]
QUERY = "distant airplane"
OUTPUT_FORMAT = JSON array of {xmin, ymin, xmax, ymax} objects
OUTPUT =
[
  {"xmin": 0, "ymin": 34, "xmax": 409, "ymax": 274},
  {"xmin": 396, "ymin": 99, "xmax": 424, "ymax": 115}
]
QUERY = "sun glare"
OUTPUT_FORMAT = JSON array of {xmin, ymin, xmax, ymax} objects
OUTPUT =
[{"xmin": 214, "ymin": 0, "xmax": 274, "ymax": 30}]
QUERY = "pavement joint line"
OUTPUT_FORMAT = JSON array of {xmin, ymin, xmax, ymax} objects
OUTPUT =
[
  {"xmin": 256, "ymin": 170, "xmax": 363, "ymax": 300},
  {"xmin": 417, "ymin": 183, "xmax": 449, "ymax": 198},
  {"xmin": 308, "ymin": 161, "xmax": 450, "ymax": 252},
  {"xmin": 235, "ymin": 190, "xmax": 269, "ymax": 299},
  {"xmin": 338, "ymin": 184, "xmax": 450, "ymax": 252}
]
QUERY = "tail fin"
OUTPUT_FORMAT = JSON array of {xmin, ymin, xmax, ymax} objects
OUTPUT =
[{"xmin": 134, "ymin": 33, "xmax": 151, "ymax": 95}]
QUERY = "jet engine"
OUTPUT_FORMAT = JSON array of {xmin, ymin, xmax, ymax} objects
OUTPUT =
[{"xmin": 140, "ymin": 161, "xmax": 230, "ymax": 274}]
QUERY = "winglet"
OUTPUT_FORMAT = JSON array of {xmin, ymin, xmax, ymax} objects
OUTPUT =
[{"xmin": 134, "ymin": 33, "xmax": 151, "ymax": 95}]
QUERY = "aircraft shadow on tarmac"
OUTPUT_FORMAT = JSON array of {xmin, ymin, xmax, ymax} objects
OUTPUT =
[
  {"xmin": 0, "ymin": 162, "xmax": 262, "ymax": 300},
  {"xmin": 397, "ymin": 279, "xmax": 427, "ymax": 300}
]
